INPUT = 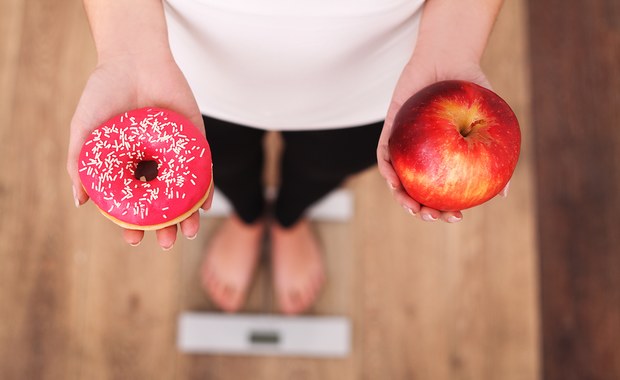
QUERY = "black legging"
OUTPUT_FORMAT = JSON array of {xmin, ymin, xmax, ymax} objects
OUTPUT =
[{"xmin": 203, "ymin": 115, "xmax": 383, "ymax": 228}]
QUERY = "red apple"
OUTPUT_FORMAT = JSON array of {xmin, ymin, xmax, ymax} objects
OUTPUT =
[{"xmin": 388, "ymin": 80, "xmax": 521, "ymax": 211}]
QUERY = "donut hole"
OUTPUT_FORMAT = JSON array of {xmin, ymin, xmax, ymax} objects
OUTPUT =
[{"xmin": 135, "ymin": 160, "xmax": 159, "ymax": 182}]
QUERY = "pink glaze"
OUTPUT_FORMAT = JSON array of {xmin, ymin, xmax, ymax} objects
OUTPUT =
[{"xmin": 78, "ymin": 107, "xmax": 212, "ymax": 227}]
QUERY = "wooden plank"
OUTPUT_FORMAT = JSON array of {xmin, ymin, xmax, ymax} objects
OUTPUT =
[
  {"xmin": 0, "ymin": 0, "xmax": 87, "ymax": 378},
  {"xmin": 528, "ymin": 0, "xmax": 620, "ymax": 379}
]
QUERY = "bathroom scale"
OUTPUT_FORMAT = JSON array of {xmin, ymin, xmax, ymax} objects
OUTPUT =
[{"xmin": 177, "ymin": 312, "xmax": 351, "ymax": 358}]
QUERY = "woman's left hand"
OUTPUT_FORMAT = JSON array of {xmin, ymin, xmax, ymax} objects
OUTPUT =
[{"xmin": 377, "ymin": 57, "xmax": 508, "ymax": 223}]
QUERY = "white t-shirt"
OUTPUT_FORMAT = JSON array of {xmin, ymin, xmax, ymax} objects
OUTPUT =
[{"xmin": 164, "ymin": 0, "xmax": 424, "ymax": 130}]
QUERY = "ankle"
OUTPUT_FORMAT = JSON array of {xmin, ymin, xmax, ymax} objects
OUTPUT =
[
  {"xmin": 270, "ymin": 218, "xmax": 308, "ymax": 234},
  {"xmin": 230, "ymin": 213, "xmax": 266, "ymax": 231}
]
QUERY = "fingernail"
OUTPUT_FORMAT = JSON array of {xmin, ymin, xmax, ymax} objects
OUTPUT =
[
  {"xmin": 403, "ymin": 206, "xmax": 416, "ymax": 216},
  {"xmin": 129, "ymin": 241, "xmax": 141, "ymax": 247},
  {"xmin": 72, "ymin": 186, "xmax": 80, "ymax": 208},
  {"xmin": 448, "ymin": 215, "xmax": 462, "ymax": 223},
  {"xmin": 422, "ymin": 213, "xmax": 437, "ymax": 222},
  {"xmin": 187, "ymin": 233, "xmax": 198, "ymax": 240},
  {"xmin": 387, "ymin": 182, "xmax": 397, "ymax": 190},
  {"xmin": 162, "ymin": 244, "xmax": 173, "ymax": 251}
]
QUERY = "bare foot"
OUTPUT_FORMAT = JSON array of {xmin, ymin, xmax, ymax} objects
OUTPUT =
[
  {"xmin": 201, "ymin": 215, "xmax": 264, "ymax": 313},
  {"xmin": 270, "ymin": 219, "xmax": 326, "ymax": 315}
]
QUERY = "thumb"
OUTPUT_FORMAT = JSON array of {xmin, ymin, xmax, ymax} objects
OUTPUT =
[
  {"xmin": 67, "ymin": 153, "xmax": 89, "ymax": 207},
  {"xmin": 67, "ymin": 116, "xmax": 92, "ymax": 207}
]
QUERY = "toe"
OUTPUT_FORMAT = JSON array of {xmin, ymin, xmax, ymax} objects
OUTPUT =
[
  {"xmin": 281, "ymin": 289, "xmax": 306, "ymax": 315},
  {"xmin": 278, "ymin": 291, "xmax": 294, "ymax": 315},
  {"xmin": 200, "ymin": 261, "xmax": 215, "ymax": 290},
  {"xmin": 219, "ymin": 284, "xmax": 243, "ymax": 313},
  {"xmin": 303, "ymin": 282, "xmax": 319, "ymax": 309}
]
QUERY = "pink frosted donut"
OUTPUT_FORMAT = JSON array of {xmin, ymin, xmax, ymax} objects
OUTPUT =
[{"xmin": 78, "ymin": 107, "xmax": 213, "ymax": 230}]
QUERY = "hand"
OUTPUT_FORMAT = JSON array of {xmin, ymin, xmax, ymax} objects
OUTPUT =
[
  {"xmin": 67, "ymin": 53, "xmax": 213, "ymax": 249},
  {"xmin": 377, "ymin": 57, "xmax": 509, "ymax": 223}
]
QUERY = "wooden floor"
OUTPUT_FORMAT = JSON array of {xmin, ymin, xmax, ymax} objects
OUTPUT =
[{"xmin": 0, "ymin": 0, "xmax": 540, "ymax": 379}]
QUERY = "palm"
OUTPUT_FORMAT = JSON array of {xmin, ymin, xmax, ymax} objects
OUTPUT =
[{"xmin": 377, "ymin": 60, "xmax": 497, "ymax": 223}]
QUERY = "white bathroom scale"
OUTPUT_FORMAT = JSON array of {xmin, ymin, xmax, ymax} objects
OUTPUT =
[
  {"xmin": 177, "ymin": 312, "xmax": 351, "ymax": 358},
  {"xmin": 201, "ymin": 187, "xmax": 353, "ymax": 222}
]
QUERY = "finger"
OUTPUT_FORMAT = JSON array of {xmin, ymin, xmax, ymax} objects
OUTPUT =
[
  {"xmin": 180, "ymin": 211, "xmax": 200, "ymax": 240},
  {"xmin": 391, "ymin": 188, "xmax": 421, "ymax": 215},
  {"xmin": 71, "ymin": 182, "xmax": 88, "ymax": 208},
  {"xmin": 376, "ymin": 143, "xmax": 402, "ymax": 190},
  {"xmin": 419, "ymin": 206, "xmax": 441, "ymax": 222},
  {"xmin": 156, "ymin": 224, "xmax": 178, "ymax": 251},
  {"xmin": 440, "ymin": 211, "xmax": 463, "ymax": 223},
  {"xmin": 200, "ymin": 185, "xmax": 214, "ymax": 211},
  {"xmin": 499, "ymin": 181, "xmax": 511, "ymax": 198},
  {"xmin": 67, "ymin": 137, "xmax": 90, "ymax": 207},
  {"xmin": 123, "ymin": 228, "xmax": 144, "ymax": 247}
]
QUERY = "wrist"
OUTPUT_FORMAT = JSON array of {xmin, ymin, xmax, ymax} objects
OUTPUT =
[
  {"xmin": 85, "ymin": 0, "xmax": 171, "ymax": 64},
  {"xmin": 413, "ymin": 0, "xmax": 503, "ymax": 69},
  {"xmin": 410, "ymin": 46, "xmax": 479, "ymax": 79},
  {"xmin": 407, "ymin": 46, "xmax": 482, "ymax": 81},
  {"xmin": 96, "ymin": 42, "xmax": 173, "ymax": 68}
]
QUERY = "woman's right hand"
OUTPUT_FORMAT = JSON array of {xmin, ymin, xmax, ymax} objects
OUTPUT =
[{"xmin": 67, "ymin": 52, "xmax": 212, "ymax": 249}]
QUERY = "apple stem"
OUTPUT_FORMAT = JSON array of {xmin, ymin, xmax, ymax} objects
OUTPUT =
[{"xmin": 461, "ymin": 119, "xmax": 484, "ymax": 137}]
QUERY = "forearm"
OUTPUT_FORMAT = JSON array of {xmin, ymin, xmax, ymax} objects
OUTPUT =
[
  {"xmin": 83, "ymin": 0, "xmax": 171, "ymax": 62},
  {"xmin": 414, "ymin": 0, "xmax": 504, "ymax": 65}
]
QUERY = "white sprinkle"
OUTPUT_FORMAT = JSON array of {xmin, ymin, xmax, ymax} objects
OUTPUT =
[
  {"xmin": 199, "ymin": 148, "xmax": 205, "ymax": 157},
  {"xmin": 190, "ymin": 179, "xmax": 196, "ymax": 186}
]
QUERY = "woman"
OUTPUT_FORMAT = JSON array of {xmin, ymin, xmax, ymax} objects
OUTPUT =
[{"xmin": 68, "ymin": 0, "xmax": 506, "ymax": 314}]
